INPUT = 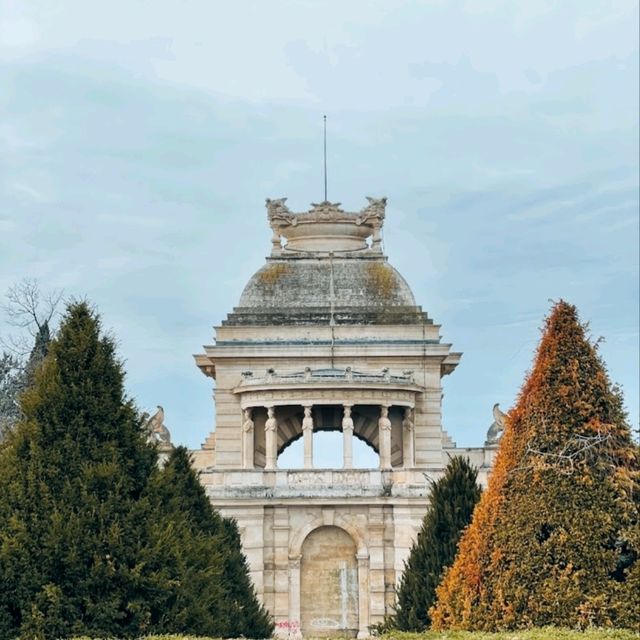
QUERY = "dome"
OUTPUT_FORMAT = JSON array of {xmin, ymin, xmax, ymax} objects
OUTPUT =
[
  {"xmin": 222, "ymin": 198, "xmax": 431, "ymax": 326},
  {"xmin": 239, "ymin": 257, "xmax": 415, "ymax": 309}
]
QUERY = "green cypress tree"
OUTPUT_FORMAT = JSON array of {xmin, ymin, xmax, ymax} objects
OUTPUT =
[
  {"xmin": 393, "ymin": 456, "xmax": 481, "ymax": 631},
  {"xmin": 150, "ymin": 446, "xmax": 273, "ymax": 638},
  {"xmin": 432, "ymin": 301, "xmax": 640, "ymax": 630},
  {"xmin": 220, "ymin": 516, "xmax": 274, "ymax": 639},
  {"xmin": 0, "ymin": 302, "xmax": 168, "ymax": 638},
  {"xmin": 148, "ymin": 445, "xmax": 227, "ymax": 636}
]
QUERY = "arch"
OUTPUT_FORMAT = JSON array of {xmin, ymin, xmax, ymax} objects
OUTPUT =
[
  {"xmin": 278, "ymin": 431, "xmax": 380, "ymax": 468},
  {"xmin": 300, "ymin": 526, "xmax": 359, "ymax": 637},
  {"xmin": 290, "ymin": 514, "xmax": 369, "ymax": 560},
  {"xmin": 275, "ymin": 404, "xmax": 404, "ymax": 467},
  {"xmin": 274, "ymin": 405, "xmax": 382, "ymax": 455}
]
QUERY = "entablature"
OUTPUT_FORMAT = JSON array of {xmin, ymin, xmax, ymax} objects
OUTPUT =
[{"xmin": 233, "ymin": 366, "xmax": 421, "ymax": 408}]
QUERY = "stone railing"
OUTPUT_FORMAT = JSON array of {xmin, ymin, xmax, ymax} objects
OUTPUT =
[
  {"xmin": 200, "ymin": 468, "xmax": 436, "ymax": 500},
  {"xmin": 237, "ymin": 366, "xmax": 416, "ymax": 388}
]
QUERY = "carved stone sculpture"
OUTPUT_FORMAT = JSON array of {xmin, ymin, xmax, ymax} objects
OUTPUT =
[
  {"xmin": 264, "ymin": 196, "xmax": 388, "ymax": 254},
  {"xmin": 378, "ymin": 405, "xmax": 392, "ymax": 470},
  {"xmin": 302, "ymin": 406, "xmax": 314, "ymax": 432},
  {"xmin": 265, "ymin": 406, "xmax": 277, "ymax": 432},
  {"xmin": 302, "ymin": 405, "xmax": 314, "ymax": 469},
  {"xmin": 342, "ymin": 406, "xmax": 354, "ymax": 432},
  {"xmin": 265, "ymin": 406, "xmax": 278, "ymax": 470},
  {"xmin": 342, "ymin": 405, "xmax": 354, "ymax": 469},
  {"xmin": 402, "ymin": 407, "xmax": 414, "ymax": 432},
  {"xmin": 402, "ymin": 407, "xmax": 415, "ymax": 468},
  {"xmin": 378, "ymin": 405, "xmax": 392, "ymax": 431},
  {"xmin": 143, "ymin": 405, "xmax": 172, "ymax": 446},
  {"xmin": 242, "ymin": 408, "xmax": 255, "ymax": 468},
  {"xmin": 242, "ymin": 408, "xmax": 255, "ymax": 432},
  {"xmin": 357, "ymin": 196, "xmax": 387, "ymax": 226},
  {"xmin": 485, "ymin": 402, "xmax": 507, "ymax": 446}
]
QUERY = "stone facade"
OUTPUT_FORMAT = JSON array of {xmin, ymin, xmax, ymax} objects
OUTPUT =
[{"xmin": 193, "ymin": 198, "xmax": 496, "ymax": 638}]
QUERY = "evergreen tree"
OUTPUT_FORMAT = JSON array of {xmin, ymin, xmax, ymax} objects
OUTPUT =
[
  {"xmin": 220, "ymin": 516, "xmax": 274, "ymax": 639},
  {"xmin": 150, "ymin": 446, "xmax": 273, "ymax": 638},
  {"xmin": 431, "ymin": 301, "xmax": 640, "ymax": 630},
  {"xmin": 0, "ymin": 302, "xmax": 166, "ymax": 638},
  {"xmin": 393, "ymin": 456, "xmax": 481, "ymax": 631}
]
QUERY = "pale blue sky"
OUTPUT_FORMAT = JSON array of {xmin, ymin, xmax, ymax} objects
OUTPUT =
[{"xmin": 1, "ymin": 0, "xmax": 638, "ymax": 462}]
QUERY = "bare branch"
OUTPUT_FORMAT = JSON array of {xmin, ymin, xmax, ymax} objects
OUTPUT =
[{"xmin": 2, "ymin": 279, "xmax": 63, "ymax": 337}]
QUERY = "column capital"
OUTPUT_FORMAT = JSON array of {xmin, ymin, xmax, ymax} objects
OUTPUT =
[{"xmin": 288, "ymin": 554, "xmax": 302, "ymax": 569}]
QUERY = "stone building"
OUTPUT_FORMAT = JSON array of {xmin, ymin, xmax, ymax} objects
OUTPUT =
[{"xmin": 192, "ymin": 197, "xmax": 496, "ymax": 638}]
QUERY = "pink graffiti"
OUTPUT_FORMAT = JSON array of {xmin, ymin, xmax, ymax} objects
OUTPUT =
[{"xmin": 276, "ymin": 620, "xmax": 300, "ymax": 630}]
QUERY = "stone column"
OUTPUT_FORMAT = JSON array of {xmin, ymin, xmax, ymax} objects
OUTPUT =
[
  {"xmin": 302, "ymin": 405, "xmax": 314, "ymax": 469},
  {"xmin": 265, "ymin": 406, "xmax": 278, "ymax": 470},
  {"xmin": 287, "ymin": 555, "xmax": 302, "ymax": 639},
  {"xmin": 342, "ymin": 404, "xmax": 354, "ymax": 469},
  {"xmin": 402, "ymin": 407, "xmax": 415, "ymax": 468},
  {"xmin": 378, "ymin": 405, "xmax": 392, "ymax": 470},
  {"xmin": 356, "ymin": 552, "xmax": 370, "ymax": 639},
  {"xmin": 242, "ymin": 408, "xmax": 254, "ymax": 469}
]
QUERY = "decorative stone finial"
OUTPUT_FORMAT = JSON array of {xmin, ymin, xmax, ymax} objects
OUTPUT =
[{"xmin": 265, "ymin": 196, "xmax": 387, "ymax": 254}]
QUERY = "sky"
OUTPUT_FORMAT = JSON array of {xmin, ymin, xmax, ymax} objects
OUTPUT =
[{"xmin": 0, "ymin": 0, "xmax": 638, "ymax": 464}]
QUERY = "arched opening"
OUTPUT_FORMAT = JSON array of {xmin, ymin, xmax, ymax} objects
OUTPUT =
[
  {"xmin": 254, "ymin": 403, "xmax": 405, "ymax": 469},
  {"xmin": 300, "ymin": 526, "xmax": 359, "ymax": 638},
  {"xmin": 278, "ymin": 432, "xmax": 379, "ymax": 468}
]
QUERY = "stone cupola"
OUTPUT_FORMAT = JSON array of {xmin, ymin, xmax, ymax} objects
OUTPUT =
[{"xmin": 225, "ymin": 198, "xmax": 429, "ymax": 327}]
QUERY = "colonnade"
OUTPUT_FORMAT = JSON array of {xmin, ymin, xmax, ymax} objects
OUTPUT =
[{"xmin": 241, "ymin": 404, "xmax": 415, "ymax": 470}]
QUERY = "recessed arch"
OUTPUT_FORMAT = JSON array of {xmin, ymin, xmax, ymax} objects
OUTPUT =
[{"xmin": 301, "ymin": 526, "xmax": 359, "ymax": 637}]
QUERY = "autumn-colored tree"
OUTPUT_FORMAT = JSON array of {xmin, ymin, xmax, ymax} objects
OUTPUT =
[{"xmin": 431, "ymin": 301, "xmax": 639, "ymax": 631}]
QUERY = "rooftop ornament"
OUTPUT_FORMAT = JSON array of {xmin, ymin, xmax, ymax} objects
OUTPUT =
[{"xmin": 266, "ymin": 197, "xmax": 387, "ymax": 254}]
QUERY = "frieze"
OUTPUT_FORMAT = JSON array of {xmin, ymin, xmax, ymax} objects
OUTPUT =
[
  {"xmin": 239, "ymin": 387, "xmax": 416, "ymax": 409},
  {"xmin": 288, "ymin": 471, "xmax": 332, "ymax": 485}
]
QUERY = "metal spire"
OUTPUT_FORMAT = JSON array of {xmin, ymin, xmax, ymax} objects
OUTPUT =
[{"xmin": 323, "ymin": 114, "xmax": 328, "ymax": 202}]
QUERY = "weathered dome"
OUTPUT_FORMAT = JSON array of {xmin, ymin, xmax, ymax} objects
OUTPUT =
[{"xmin": 223, "ymin": 198, "xmax": 431, "ymax": 326}]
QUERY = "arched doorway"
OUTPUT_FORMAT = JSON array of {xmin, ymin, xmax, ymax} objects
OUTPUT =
[{"xmin": 300, "ymin": 526, "xmax": 359, "ymax": 637}]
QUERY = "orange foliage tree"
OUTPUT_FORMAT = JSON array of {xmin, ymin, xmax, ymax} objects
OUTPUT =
[{"xmin": 430, "ymin": 301, "xmax": 639, "ymax": 630}]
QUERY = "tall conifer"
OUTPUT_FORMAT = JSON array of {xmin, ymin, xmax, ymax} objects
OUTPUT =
[
  {"xmin": 150, "ymin": 446, "xmax": 273, "ymax": 638},
  {"xmin": 393, "ymin": 456, "xmax": 481, "ymax": 631},
  {"xmin": 0, "ymin": 302, "xmax": 164, "ymax": 638},
  {"xmin": 220, "ymin": 517, "xmax": 274, "ymax": 638},
  {"xmin": 431, "ymin": 301, "xmax": 640, "ymax": 630}
]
